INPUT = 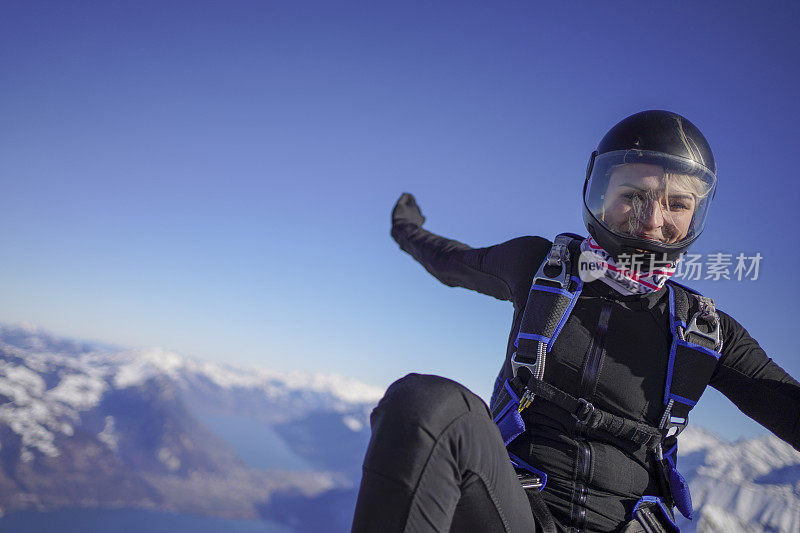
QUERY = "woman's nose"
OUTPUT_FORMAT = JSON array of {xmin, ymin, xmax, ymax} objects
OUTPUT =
[{"xmin": 637, "ymin": 199, "xmax": 665, "ymax": 230}]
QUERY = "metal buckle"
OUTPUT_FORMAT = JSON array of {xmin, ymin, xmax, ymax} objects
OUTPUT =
[
  {"xmin": 573, "ymin": 398, "xmax": 595, "ymax": 423},
  {"xmin": 510, "ymin": 351, "xmax": 539, "ymax": 379},
  {"xmin": 516, "ymin": 471, "xmax": 544, "ymax": 491},
  {"xmin": 531, "ymin": 241, "xmax": 571, "ymax": 290},
  {"xmin": 532, "ymin": 259, "xmax": 570, "ymax": 290},
  {"xmin": 685, "ymin": 311, "xmax": 721, "ymax": 350},
  {"xmin": 654, "ymin": 442, "xmax": 664, "ymax": 461},
  {"xmin": 548, "ymin": 241, "xmax": 568, "ymax": 266},
  {"xmin": 664, "ymin": 416, "xmax": 687, "ymax": 439}
]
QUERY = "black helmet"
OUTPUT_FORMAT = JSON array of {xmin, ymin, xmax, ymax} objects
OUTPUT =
[{"xmin": 582, "ymin": 110, "xmax": 717, "ymax": 262}]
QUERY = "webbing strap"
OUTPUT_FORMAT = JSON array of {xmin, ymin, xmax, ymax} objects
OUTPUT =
[
  {"xmin": 525, "ymin": 377, "xmax": 663, "ymax": 448},
  {"xmin": 630, "ymin": 496, "xmax": 680, "ymax": 532},
  {"xmin": 664, "ymin": 285, "xmax": 723, "ymax": 417},
  {"xmin": 493, "ymin": 379, "xmax": 526, "ymax": 446},
  {"xmin": 525, "ymin": 488, "xmax": 557, "ymax": 533},
  {"xmin": 658, "ymin": 283, "xmax": 722, "ymax": 520},
  {"xmin": 515, "ymin": 236, "xmax": 583, "ymax": 352},
  {"xmin": 510, "ymin": 236, "xmax": 582, "ymax": 391}
]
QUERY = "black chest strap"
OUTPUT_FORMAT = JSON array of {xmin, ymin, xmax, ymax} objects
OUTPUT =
[{"xmin": 523, "ymin": 377, "xmax": 663, "ymax": 447}]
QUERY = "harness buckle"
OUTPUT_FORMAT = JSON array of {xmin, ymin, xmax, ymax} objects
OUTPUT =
[
  {"xmin": 532, "ymin": 243, "xmax": 571, "ymax": 289},
  {"xmin": 685, "ymin": 311, "xmax": 721, "ymax": 350},
  {"xmin": 532, "ymin": 262, "xmax": 569, "ymax": 290},
  {"xmin": 516, "ymin": 471, "xmax": 544, "ymax": 491},
  {"xmin": 655, "ymin": 442, "xmax": 664, "ymax": 461},
  {"xmin": 510, "ymin": 351, "xmax": 539, "ymax": 379},
  {"xmin": 664, "ymin": 416, "xmax": 687, "ymax": 439},
  {"xmin": 573, "ymin": 398, "xmax": 595, "ymax": 423}
]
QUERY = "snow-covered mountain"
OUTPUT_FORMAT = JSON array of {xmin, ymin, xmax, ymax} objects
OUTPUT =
[
  {"xmin": 677, "ymin": 426, "xmax": 800, "ymax": 532},
  {"xmin": 0, "ymin": 323, "xmax": 383, "ymax": 529},
  {"xmin": 1, "ymin": 322, "xmax": 798, "ymax": 532}
]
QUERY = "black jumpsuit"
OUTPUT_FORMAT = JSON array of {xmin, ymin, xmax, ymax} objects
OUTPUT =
[{"xmin": 353, "ymin": 222, "xmax": 800, "ymax": 533}]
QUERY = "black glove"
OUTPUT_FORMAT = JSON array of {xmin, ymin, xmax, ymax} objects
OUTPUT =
[{"xmin": 391, "ymin": 192, "xmax": 426, "ymax": 228}]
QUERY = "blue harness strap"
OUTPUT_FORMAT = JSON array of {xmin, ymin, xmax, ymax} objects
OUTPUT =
[
  {"xmin": 658, "ymin": 284, "xmax": 723, "ymax": 520},
  {"xmin": 508, "ymin": 451, "xmax": 548, "ymax": 492},
  {"xmin": 664, "ymin": 285, "xmax": 721, "ymax": 412},
  {"xmin": 490, "ymin": 235, "xmax": 583, "ymax": 488},
  {"xmin": 661, "ymin": 443, "xmax": 691, "ymax": 523},
  {"xmin": 631, "ymin": 495, "xmax": 680, "ymax": 532},
  {"xmin": 493, "ymin": 380, "xmax": 526, "ymax": 446},
  {"xmin": 491, "ymin": 235, "xmax": 583, "ymax": 448}
]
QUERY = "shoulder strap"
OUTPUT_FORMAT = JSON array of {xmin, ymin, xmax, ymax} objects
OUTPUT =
[
  {"xmin": 658, "ymin": 282, "xmax": 725, "ymax": 520},
  {"xmin": 661, "ymin": 283, "xmax": 724, "ymax": 429},
  {"xmin": 490, "ymin": 234, "xmax": 583, "ymax": 447},
  {"xmin": 511, "ymin": 234, "xmax": 583, "ymax": 381},
  {"xmin": 667, "ymin": 280, "xmax": 723, "ymax": 351}
]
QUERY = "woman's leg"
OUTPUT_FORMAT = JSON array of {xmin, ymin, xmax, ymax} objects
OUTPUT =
[{"xmin": 351, "ymin": 373, "xmax": 536, "ymax": 533}]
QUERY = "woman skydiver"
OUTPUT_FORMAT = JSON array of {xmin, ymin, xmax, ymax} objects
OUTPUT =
[{"xmin": 351, "ymin": 110, "xmax": 800, "ymax": 533}]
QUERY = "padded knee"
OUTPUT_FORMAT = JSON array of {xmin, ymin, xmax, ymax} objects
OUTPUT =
[
  {"xmin": 354, "ymin": 374, "xmax": 530, "ymax": 533},
  {"xmin": 362, "ymin": 374, "xmax": 488, "ymax": 484},
  {"xmin": 374, "ymin": 373, "xmax": 487, "ymax": 433}
]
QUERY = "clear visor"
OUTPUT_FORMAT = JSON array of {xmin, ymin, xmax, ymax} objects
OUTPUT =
[{"xmin": 585, "ymin": 150, "xmax": 716, "ymax": 249}]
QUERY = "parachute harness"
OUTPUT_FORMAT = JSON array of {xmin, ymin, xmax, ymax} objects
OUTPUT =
[{"xmin": 489, "ymin": 234, "xmax": 723, "ymax": 527}]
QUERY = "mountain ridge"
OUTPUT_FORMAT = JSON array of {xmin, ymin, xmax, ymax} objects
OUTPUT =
[
  {"xmin": 1, "ymin": 322, "xmax": 798, "ymax": 532},
  {"xmin": 0, "ymin": 324, "xmax": 371, "ymax": 522}
]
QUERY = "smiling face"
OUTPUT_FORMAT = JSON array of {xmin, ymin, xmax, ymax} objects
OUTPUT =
[{"xmin": 601, "ymin": 163, "xmax": 697, "ymax": 245}]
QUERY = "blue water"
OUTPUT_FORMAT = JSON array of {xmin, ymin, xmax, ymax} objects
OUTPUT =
[
  {"xmin": 0, "ymin": 508, "xmax": 294, "ymax": 533},
  {"xmin": 197, "ymin": 412, "xmax": 314, "ymax": 471}
]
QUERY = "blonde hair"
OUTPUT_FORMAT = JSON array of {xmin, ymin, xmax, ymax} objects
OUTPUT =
[
  {"xmin": 605, "ymin": 163, "xmax": 713, "ymax": 207},
  {"xmin": 664, "ymin": 171, "xmax": 713, "ymax": 202}
]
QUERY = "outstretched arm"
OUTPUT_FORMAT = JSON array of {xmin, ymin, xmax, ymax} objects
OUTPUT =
[
  {"xmin": 391, "ymin": 193, "xmax": 549, "ymax": 303},
  {"xmin": 710, "ymin": 310, "xmax": 800, "ymax": 450}
]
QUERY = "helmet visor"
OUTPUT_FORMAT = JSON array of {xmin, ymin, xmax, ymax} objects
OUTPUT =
[{"xmin": 584, "ymin": 150, "xmax": 716, "ymax": 251}]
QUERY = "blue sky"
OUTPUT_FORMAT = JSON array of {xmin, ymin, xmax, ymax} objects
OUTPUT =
[{"xmin": 1, "ymin": 1, "xmax": 798, "ymax": 440}]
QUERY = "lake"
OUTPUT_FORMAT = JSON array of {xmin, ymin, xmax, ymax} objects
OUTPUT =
[{"xmin": 0, "ymin": 508, "xmax": 295, "ymax": 533}]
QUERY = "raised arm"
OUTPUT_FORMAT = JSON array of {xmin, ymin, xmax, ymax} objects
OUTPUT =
[
  {"xmin": 710, "ymin": 310, "xmax": 800, "ymax": 450},
  {"xmin": 390, "ymin": 193, "xmax": 549, "ymax": 303}
]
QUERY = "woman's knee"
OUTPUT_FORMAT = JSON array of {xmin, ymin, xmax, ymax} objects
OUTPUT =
[
  {"xmin": 372, "ymin": 373, "xmax": 488, "ymax": 437},
  {"xmin": 361, "ymin": 373, "xmax": 490, "ymax": 488}
]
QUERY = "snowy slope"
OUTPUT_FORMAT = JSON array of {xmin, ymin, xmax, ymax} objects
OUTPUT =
[
  {"xmin": 0, "ymin": 323, "xmax": 382, "ymax": 522},
  {"xmin": 676, "ymin": 427, "xmax": 800, "ymax": 532},
  {"xmin": 2, "ymin": 322, "xmax": 798, "ymax": 532},
  {"xmin": 0, "ymin": 323, "xmax": 383, "ymax": 465}
]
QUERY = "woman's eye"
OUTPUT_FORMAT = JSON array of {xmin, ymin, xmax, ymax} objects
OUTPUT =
[{"xmin": 669, "ymin": 201, "xmax": 689, "ymax": 211}]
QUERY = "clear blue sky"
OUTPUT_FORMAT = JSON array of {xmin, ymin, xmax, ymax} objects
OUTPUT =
[{"xmin": 1, "ymin": 1, "xmax": 798, "ymax": 440}]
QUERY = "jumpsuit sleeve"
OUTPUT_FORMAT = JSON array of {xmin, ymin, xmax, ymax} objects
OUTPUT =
[
  {"xmin": 391, "ymin": 222, "xmax": 550, "ymax": 303},
  {"xmin": 710, "ymin": 310, "xmax": 800, "ymax": 450}
]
